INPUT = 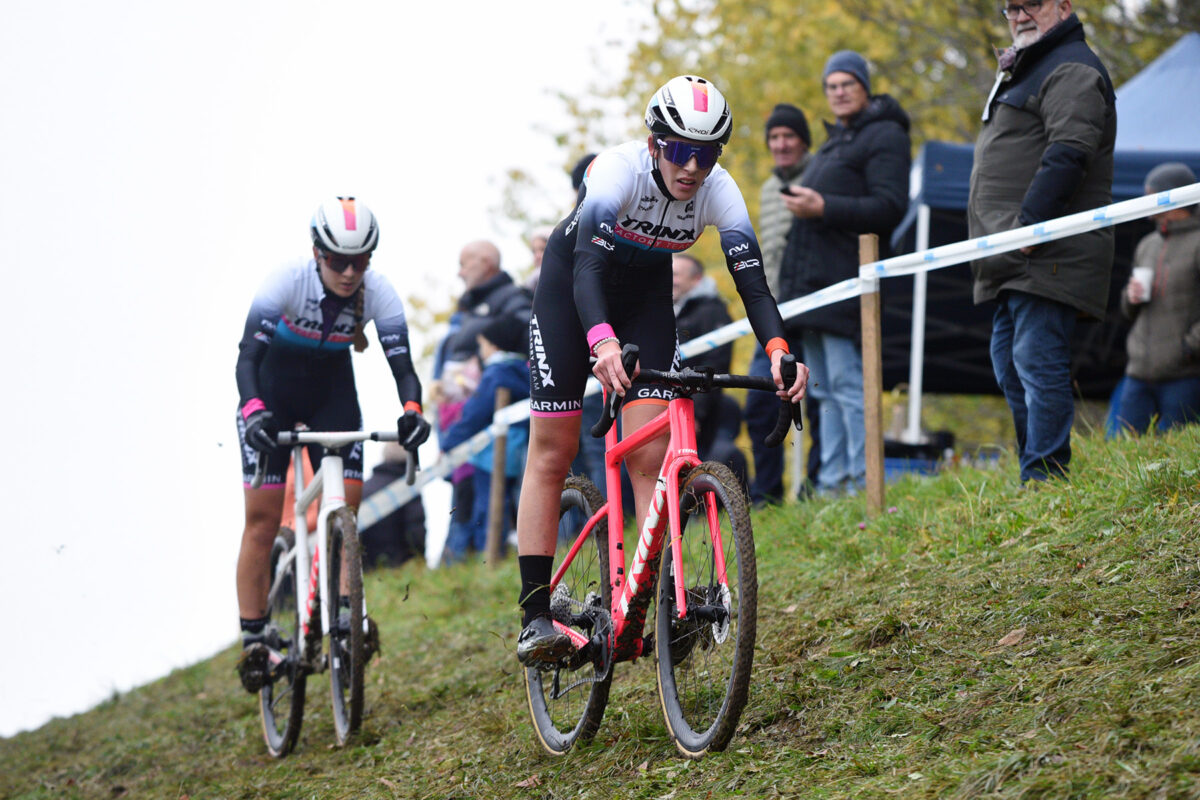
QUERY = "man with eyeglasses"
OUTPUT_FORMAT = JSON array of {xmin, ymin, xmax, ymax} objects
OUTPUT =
[
  {"xmin": 233, "ymin": 197, "xmax": 431, "ymax": 692},
  {"xmin": 776, "ymin": 50, "xmax": 912, "ymax": 497},
  {"xmin": 968, "ymin": 0, "xmax": 1115, "ymax": 484},
  {"xmin": 513, "ymin": 75, "xmax": 809, "ymax": 664}
]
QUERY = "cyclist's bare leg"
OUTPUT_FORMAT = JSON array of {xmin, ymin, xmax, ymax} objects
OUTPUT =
[
  {"xmin": 517, "ymin": 414, "xmax": 582, "ymax": 556},
  {"xmin": 621, "ymin": 403, "xmax": 670, "ymax": 535},
  {"xmin": 238, "ymin": 487, "xmax": 286, "ymax": 618}
]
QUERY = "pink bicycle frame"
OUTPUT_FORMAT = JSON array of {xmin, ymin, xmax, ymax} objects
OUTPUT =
[{"xmin": 550, "ymin": 394, "xmax": 732, "ymax": 661}]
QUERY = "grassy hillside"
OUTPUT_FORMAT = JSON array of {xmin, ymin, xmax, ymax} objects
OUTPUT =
[{"xmin": 4, "ymin": 427, "xmax": 1200, "ymax": 799}]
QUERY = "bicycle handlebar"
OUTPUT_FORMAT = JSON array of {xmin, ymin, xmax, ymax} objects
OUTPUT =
[
  {"xmin": 250, "ymin": 430, "xmax": 420, "ymax": 489},
  {"xmin": 589, "ymin": 344, "xmax": 803, "ymax": 447}
]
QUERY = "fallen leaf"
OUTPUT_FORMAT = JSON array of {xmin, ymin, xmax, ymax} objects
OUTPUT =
[
  {"xmin": 514, "ymin": 775, "xmax": 541, "ymax": 788},
  {"xmin": 997, "ymin": 628, "xmax": 1026, "ymax": 647}
]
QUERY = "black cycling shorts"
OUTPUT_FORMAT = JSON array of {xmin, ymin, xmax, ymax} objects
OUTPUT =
[
  {"xmin": 238, "ymin": 347, "xmax": 364, "ymax": 488},
  {"xmin": 528, "ymin": 257, "xmax": 680, "ymax": 417}
]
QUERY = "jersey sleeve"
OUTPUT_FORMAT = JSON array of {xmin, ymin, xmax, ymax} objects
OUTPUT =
[
  {"xmin": 708, "ymin": 173, "xmax": 788, "ymax": 349},
  {"xmin": 571, "ymin": 149, "xmax": 636, "ymax": 347},
  {"xmin": 234, "ymin": 264, "xmax": 295, "ymax": 409},
  {"xmin": 365, "ymin": 271, "xmax": 423, "ymax": 409}
]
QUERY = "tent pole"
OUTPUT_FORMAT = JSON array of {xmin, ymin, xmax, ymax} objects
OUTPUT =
[{"xmin": 904, "ymin": 203, "xmax": 931, "ymax": 444}]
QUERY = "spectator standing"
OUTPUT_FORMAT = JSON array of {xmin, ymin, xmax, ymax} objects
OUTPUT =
[
  {"xmin": 748, "ymin": 102, "xmax": 818, "ymax": 504},
  {"xmin": 672, "ymin": 254, "xmax": 748, "ymax": 487},
  {"xmin": 968, "ymin": 1, "xmax": 1115, "ymax": 482},
  {"xmin": 434, "ymin": 240, "xmax": 532, "ymax": 563},
  {"xmin": 360, "ymin": 442, "xmax": 427, "ymax": 568},
  {"xmin": 1113, "ymin": 162, "xmax": 1200, "ymax": 435},
  {"xmin": 778, "ymin": 51, "xmax": 911, "ymax": 495},
  {"xmin": 440, "ymin": 315, "xmax": 531, "ymax": 562}
]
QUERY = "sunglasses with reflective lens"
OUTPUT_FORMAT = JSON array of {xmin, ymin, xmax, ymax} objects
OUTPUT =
[
  {"xmin": 320, "ymin": 251, "xmax": 371, "ymax": 274},
  {"xmin": 655, "ymin": 138, "xmax": 722, "ymax": 170}
]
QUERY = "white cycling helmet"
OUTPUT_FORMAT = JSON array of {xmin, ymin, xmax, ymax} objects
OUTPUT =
[
  {"xmin": 644, "ymin": 75, "xmax": 733, "ymax": 145},
  {"xmin": 310, "ymin": 196, "xmax": 379, "ymax": 255}
]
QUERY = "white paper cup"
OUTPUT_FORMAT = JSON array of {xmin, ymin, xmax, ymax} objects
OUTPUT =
[{"xmin": 1131, "ymin": 266, "xmax": 1154, "ymax": 303}]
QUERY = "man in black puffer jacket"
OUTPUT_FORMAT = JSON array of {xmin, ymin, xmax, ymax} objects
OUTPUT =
[{"xmin": 778, "ymin": 50, "xmax": 911, "ymax": 495}]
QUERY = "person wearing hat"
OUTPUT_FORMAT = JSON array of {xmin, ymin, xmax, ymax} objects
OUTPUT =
[
  {"xmin": 745, "ymin": 102, "xmax": 819, "ymax": 504},
  {"xmin": 968, "ymin": 2, "xmax": 1115, "ymax": 483},
  {"xmin": 439, "ymin": 313, "xmax": 531, "ymax": 562},
  {"xmin": 1112, "ymin": 162, "xmax": 1200, "ymax": 435},
  {"xmin": 776, "ymin": 50, "xmax": 912, "ymax": 496}
]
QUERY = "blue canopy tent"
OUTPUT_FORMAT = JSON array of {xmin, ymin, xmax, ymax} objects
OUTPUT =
[{"xmin": 885, "ymin": 33, "xmax": 1200, "ymax": 441}]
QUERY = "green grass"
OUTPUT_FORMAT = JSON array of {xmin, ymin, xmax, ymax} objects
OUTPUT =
[{"xmin": 4, "ymin": 427, "xmax": 1200, "ymax": 799}]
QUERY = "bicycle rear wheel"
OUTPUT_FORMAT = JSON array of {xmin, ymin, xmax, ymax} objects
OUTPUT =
[
  {"xmin": 260, "ymin": 527, "xmax": 306, "ymax": 757},
  {"xmin": 524, "ymin": 475, "xmax": 612, "ymax": 755},
  {"xmin": 655, "ymin": 462, "xmax": 757, "ymax": 757},
  {"xmin": 326, "ymin": 507, "xmax": 365, "ymax": 745}
]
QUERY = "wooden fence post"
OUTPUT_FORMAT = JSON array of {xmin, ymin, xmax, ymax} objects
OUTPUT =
[
  {"xmin": 485, "ymin": 386, "xmax": 511, "ymax": 566},
  {"xmin": 859, "ymin": 234, "xmax": 885, "ymax": 516}
]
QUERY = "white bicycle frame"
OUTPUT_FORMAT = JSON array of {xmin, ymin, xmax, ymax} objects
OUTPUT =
[{"xmin": 258, "ymin": 429, "xmax": 409, "ymax": 667}]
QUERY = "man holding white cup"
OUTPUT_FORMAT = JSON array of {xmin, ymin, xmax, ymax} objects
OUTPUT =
[{"xmin": 1114, "ymin": 162, "xmax": 1200, "ymax": 434}]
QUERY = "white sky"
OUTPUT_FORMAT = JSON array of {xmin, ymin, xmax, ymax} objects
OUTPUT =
[{"xmin": 0, "ymin": 0, "xmax": 646, "ymax": 737}]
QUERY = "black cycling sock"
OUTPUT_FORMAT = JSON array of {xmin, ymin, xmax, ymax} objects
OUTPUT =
[
  {"xmin": 240, "ymin": 616, "xmax": 269, "ymax": 645},
  {"xmin": 518, "ymin": 555, "xmax": 555, "ymax": 626}
]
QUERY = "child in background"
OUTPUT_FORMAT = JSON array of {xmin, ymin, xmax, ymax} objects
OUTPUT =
[{"xmin": 440, "ymin": 315, "xmax": 531, "ymax": 561}]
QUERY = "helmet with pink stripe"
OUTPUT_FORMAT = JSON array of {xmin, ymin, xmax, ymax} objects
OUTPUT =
[
  {"xmin": 644, "ymin": 75, "xmax": 732, "ymax": 145},
  {"xmin": 309, "ymin": 196, "xmax": 379, "ymax": 255}
]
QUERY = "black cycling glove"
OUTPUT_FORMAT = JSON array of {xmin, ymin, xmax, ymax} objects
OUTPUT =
[
  {"xmin": 243, "ymin": 409, "xmax": 279, "ymax": 454},
  {"xmin": 397, "ymin": 409, "xmax": 431, "ymax": 450}
]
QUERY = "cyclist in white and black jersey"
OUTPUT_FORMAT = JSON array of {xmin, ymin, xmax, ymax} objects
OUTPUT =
[
  {"xmin": 233, "ymin": 197, "xmax": 432, "ymax": 692},
  {"xmin": 516, "ymin": 75, "xmax": 811, "ymax": 664}
]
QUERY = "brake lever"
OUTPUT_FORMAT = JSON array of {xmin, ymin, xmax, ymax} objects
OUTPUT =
[
  {"xmin": 251, "ymin": 454, "xmax": 268, "ymax": 489},
  {"xmin": 590, "ymin": 343, "xmax": 640, "ymax": 438},
  {"xmin": 764, "ymin": 354, "xmax": 803, "ymax": 448},
  {"xmin": 405, "ymin": 446, "xmax": 420, "ymax": 486}
]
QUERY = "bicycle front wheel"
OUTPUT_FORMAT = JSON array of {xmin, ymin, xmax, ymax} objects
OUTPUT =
[
  {"xmin": 524, "ymin": 475, "xmax": 612, "ymax": 755},
  {"xmin": 326, "ymin": 507, "xmax": 365, "ymax": 745},
  {"xmin": 260, "ymin": 527, "xmax": 306, "ymax": 758},
  {"xmin": 655, "ymin": 462, "xmax": 757, "ymax": 757}
]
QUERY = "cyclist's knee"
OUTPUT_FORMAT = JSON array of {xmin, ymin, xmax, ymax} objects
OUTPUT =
[{"xmin": 527, "ymin": 430, "xmax": 578, "ymax": 478}]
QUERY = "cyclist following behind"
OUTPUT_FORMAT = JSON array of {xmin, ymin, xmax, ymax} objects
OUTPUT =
[
  {"xmin": 234, "ymin": 197, "xmax": 431, "ymax": 692},
  {"xmin": 517, "ymin": 75, "xmax": 810, "ymax": 664}
]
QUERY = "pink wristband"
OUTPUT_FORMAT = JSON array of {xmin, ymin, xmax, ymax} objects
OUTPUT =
[
  {"xmin": 241, "ymin": 398, "xmax": 266, "ymax": 420},
  {"xmin": 586, "ymin": 323, "xmax": 617, "ymax": 352}
]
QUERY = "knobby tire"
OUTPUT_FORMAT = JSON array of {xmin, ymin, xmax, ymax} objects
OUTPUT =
[
  {"xmin": 260, "ymin": 527, "xmax": 306, "ymax": 757},
  {"xmin": 524, "ymin": 475, "xmax": 613, "ymax": 755},
  {"xmin": 327, "ymin": 507, "xmax": 365, "ymax": 746},
  {"xmin": 655, "ymin": 461, "xmax": 757, "ymax": 757}
]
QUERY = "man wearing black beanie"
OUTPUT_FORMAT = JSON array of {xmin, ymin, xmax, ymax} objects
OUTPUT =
[{"xmin": 745, "ymin": 102, "xmax": 819, "ymax": 505}]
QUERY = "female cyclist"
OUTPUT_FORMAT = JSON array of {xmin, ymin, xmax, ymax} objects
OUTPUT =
[
  {"xmin": 234, "ymin": 196, "xmax": 431, "ymax": 691},
  {"xmin": 516, "ymin": 75, "xmax": 810, "ymax": 663}
]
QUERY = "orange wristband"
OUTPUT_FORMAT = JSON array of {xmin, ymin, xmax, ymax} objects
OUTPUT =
[
  {"xmin": 765, "ymin": 337, "xmax": 789, "ymax": 360},
  {"xmin": 403, "ymin": 401, "xmax": 422, "ymax": 414}
]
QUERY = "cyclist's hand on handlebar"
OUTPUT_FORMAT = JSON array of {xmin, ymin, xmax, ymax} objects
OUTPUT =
[
  {"xmin": 592, "ymin": 339, "xmax": 635, "ymax": 397},
  {"xmin": 770, "ymin": 349, "xmax": 810, "ymax": 402},
  {"xmin": 397, "ymin": 409, "xmax": 431, "ymax": 449},
  {"xmin": 244, "ymin": 409, "xmax": 279, "ymax": 453}
]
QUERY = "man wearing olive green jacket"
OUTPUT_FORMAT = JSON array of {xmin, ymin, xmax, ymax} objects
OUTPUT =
[{"xmin": 968, "ymin": 0, "xmax": 1115, "ymax": 483}]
